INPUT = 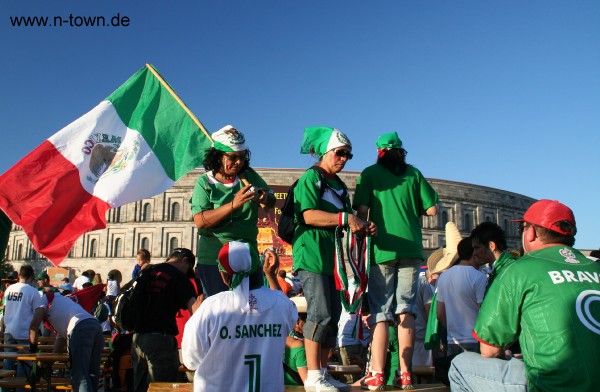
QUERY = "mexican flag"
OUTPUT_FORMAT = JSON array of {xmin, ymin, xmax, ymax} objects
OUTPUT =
[{"xmin": 0, "ymin": 64, "xmax": 213, "ymax": 265}]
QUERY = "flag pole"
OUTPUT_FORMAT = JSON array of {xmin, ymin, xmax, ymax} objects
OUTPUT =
[{"xmin": 145, "ymin": 64, "xmax": 213, "ymax": 142}]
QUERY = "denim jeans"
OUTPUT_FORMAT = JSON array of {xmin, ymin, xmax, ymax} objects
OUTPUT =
[
  {"xmin": 2, "ymin": 333, "xmax": 31, "ymax": 392},
  {"xmin": 131, "ymin": 332, "xmax": 179, "ymax": 392},
  {"xmin": 449, "ymin": 352, "xmax": 528, "ymax": 392},
  {"xmin": 367, "ymin": 258, "xmax": 420, "ymax": 325},
  {"xmin": 68, "ymin": 318, "xmax": 104, "ymax": 392},
  {"xmin": 297, "ymin": 270, "xmax": 341, "ymax": 347},
  {"xmin": 197, "ymin": 264, "xmax": 228, "ymax": 296}
]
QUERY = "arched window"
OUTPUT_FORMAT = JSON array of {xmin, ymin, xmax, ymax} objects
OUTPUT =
[
  {"xmin": 89, "ymin": 239, "xmax": 97, "ymax": 258},
  {"xmin": 142, "ymin": 203, "xmax": 151, "ymax": 222},
  {"xmin": 464, "ymin": 213, "xmax": 472, "ymax": 232},
  {"xmin": 169, "ymin": 237, "xmax": 179, "ymax": 255},
  {"xmin": 441, "ymin": 211, "xmax": 448, "ymax": 227},
  {"xmin": 17, "ymin": 244, "xmax": 23, "ymax": 260},
  {"xmin": 114, "ymin": 238, "xmax": 122, "ymax": 257},
  {"xmin": 141, "ymin": 237, "xmax": 149, "ymax": 251},
  {"xmin": 170, "ymin": 202, "xmax": 180, "ymax": 221}
]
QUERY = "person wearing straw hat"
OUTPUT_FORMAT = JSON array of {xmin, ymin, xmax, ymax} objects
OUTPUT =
[
  {"xmin": 190, "ymin": 125, "xmax": 275, "ymax": 296},
  {"xmin": 353, "ymin": 132, "xmax": 438, "ymax": 391},
  {"xmin": 293, "ymin": 126, "xmax": 375, "ymax": 392},
  {"xmin": 436, "ymin": 235, "xmax": 487, "ymax": 357},
  {"xmin": 182, "ymin": 241, "xmax": 297, "ymax": 392},
  {"xmin": 449, "ymin": 200, "xmax": 600, "ymax": 392}
]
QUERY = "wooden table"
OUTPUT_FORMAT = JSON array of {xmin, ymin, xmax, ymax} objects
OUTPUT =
[
  {"xmin": 149, "ymin": 381, "xmax": 450, "ymax": 391},
  {"xmin": 0, "ymin": 352, "xmax": 70, "ymax": 392}
]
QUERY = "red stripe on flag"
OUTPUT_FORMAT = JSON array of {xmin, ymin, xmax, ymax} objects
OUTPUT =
[{"xmin": 0, "ymin": 140, "xmax": 111, "ymax": 265}]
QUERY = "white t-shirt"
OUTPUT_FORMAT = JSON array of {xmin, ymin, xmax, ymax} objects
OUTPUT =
[
  {"xmin": 182, "ymin": 286, "xmax": 297, "ymax": 392},
  {"xmin": 3, "ymin": 282, "xmax": 43, "ymax": 340},
  {"xmin": 39, "ymin": 292, "xmax": 95, "ymax": 338},
  {"xmin": 72, "ymin": 276, "xmax": 90, "ymax": 290},
  {"xmin": 436, "ymin": 265, "xmax": 487, "ymax": 345},
  {"xmin": 106, "ymin": 280, "xmax": 119, "ymax": 296},
  {"xmin": 415, "ymin": 273, "xmax": 434, "ymax": 340}
]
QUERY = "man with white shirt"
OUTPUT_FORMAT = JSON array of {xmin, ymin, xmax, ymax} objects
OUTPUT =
[
  {"xmin": 182, "ymin": 241, "xmax": 296, "ymax": 392},
  {"xmin": 29, "ymin": 289, "xmax": 104, "ymax": 392},
  {"xmin": 72, "ymin": 270, "xmax": 91, "ymax": 291},
  {"xmin": 436, "ymin": 238, "xmax": 487, "ymax": 356},
  {"xmin": 1, "ymin": 265, "xmax": 42, "ymax": 390}
]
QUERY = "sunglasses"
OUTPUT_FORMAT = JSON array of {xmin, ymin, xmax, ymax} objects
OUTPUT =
[
  {"xmin": 334, "ymin": 149, "xmax": 353, "ymax": 160},
  {"xmin": 517, "ymin": 223, "xmax": 527, "ymax": 234},
  {"xmin": 223, "ymin": 152, "xmax": 247, "ymax": 162}
]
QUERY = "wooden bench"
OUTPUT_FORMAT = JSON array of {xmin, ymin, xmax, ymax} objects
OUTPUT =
[
  {"xmin": 0, "ymin": 369, "xmax": 16, "ymax": 379},
  {"xmin": 0, "ymin": 376, "xmax": 71, "ymax": 390},
  {"xmin": 412, "ymin": 366, "xmax": 437, "ymax": 384}
]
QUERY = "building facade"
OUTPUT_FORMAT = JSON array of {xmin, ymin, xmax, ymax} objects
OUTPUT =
[{"xmin": 5, "ymin": 168, "xmax": 536, "ymax": 280}]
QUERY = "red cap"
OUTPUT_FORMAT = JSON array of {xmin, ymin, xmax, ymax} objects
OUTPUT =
[{"xmin": 513, "ymin": 199, "xmax": 576, "ymax": 236}]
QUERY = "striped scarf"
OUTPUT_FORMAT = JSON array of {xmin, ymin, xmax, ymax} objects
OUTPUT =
[{"xmin": 333, "ymin": 227, "xmax": 371, "ymax": 313}]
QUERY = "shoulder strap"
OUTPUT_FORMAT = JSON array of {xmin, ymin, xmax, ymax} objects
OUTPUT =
[
  {"xmin": 282, "ymin": 360, "xmax": 304, "ymax": 386},
  {"xmin": 310, "ymin": 165, "xmax": 348, "ymax": 204}
]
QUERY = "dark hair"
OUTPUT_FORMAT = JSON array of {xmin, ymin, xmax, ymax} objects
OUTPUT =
[
  {"xmin": 82, "ymin": 271, "xmax": 90, "ymax": 278},
  {"xmin": 169, "ymin": 248, "xmax": 196, "ymax": 266},
  {"xmin": 203, "ymin": 148, "xmax": 250, "ymax": 174},
  {"xmin": 457, "ymin": 238, "xmax": 474, "ymax": 261},
  {"xmin": 137, "ymin": 249, "xmax": 151, "ymax": 262},
  {"xmin": 82, "ymin": 282, "xmax": 93, "ymax": 288},
  {"xmin": 590, "ymin": 249, "xmax": 600, "ymax": 259},
  {"xmin": 19, "ymin": 265, "xmax": 34, "ymax": 279},
  {"xmin": 376, "ymin": 149, "xmax": 407, "ymax": 176},
  {"xmin": 470, "ymin": 222, "xmax": 507, "ymax": 251},
  {"xmin": 534, "ymin": 225, "xmax": 576, "ymax": 247}
]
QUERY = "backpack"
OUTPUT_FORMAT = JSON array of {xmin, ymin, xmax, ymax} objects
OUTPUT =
[
  {"xmin": 113, "ymin": 266, "xmax": 154, "ymax": 332},
  {"xmin": 277, "ymin": 166, "xmax": 348, "ymax": 244}
]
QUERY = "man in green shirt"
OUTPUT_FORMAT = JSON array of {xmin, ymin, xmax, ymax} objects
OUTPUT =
[
  {"xmin": 449, "ymin": 199, "xmax": 600, "ymax": 392},
  {"xmin": 353, "ymin": 132, "xmax": 438, "ymax": 390}
]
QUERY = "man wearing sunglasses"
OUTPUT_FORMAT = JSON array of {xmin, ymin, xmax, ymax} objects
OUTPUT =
[
  {"xmin": 353, "ymin": 132, "xmax": 438, "ymax": 390},
  {"xmin": 449, "ymin": 200, "xmax": 600, "ymax": 392}
]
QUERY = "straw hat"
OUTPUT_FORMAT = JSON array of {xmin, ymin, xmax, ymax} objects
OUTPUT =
[
  {"xmin": 427, "ymin": 222, "xmax": 462, "ymax": 274},
  {"xmin": 290, "ymin": 296, "xmax": 307, "ymax": 313}
]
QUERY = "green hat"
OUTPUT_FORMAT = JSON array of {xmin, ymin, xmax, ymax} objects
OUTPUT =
[
  {"xmin": 211, "ymin": 125, "xmax": 247, "ymax": 152},
  {"xmin": 300, "ymin": 127, "xmax": 352, "ymax": 157},
  {"xmin": 376, "ymin": 132, "xmax": 403, "ymax": 149},
  {"xmin": 37, "ymin": 272, "xmax": 49, "ymax": 280}
]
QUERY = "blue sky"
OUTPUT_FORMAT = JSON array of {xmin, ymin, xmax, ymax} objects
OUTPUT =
[{"xmin": 2, "ymin": 0, "xmax": 599, "ymax": 249}]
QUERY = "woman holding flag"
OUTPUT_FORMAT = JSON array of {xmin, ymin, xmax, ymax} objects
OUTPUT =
[
  {"xmin": 190, "ymin": 125, "xmax": 275, "ymax": 296},
  {"xmin": 291, "ymin": 126, "xmax": 376, "ymax": 392}
]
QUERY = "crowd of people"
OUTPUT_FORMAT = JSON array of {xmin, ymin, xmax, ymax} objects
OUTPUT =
[{"xmin": 1, "ymin": 125, "xmax": 599, "ymax": 392}]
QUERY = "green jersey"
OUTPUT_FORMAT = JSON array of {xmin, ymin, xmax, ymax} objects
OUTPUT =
[
  {"xmin": 283, "ymin": 345, "xmax": 307, "ymax": 385},
  {"xmin": 190, "ymin": 167, "xmax": 269, "ymax": 240},
  {"xmin": 474, "ymin": 245, "xmax": 600, "ymax": 392},
  {"xmin": 292, "ymin": 168, "xmax": 352, "ymax": 275},
  {"xmin": 190, "ymin": 168, "xmax": 269, "ymax": 265},
  {"xmin": 353, "ymin": 164, "xmax": 438, "ymax": 262}
]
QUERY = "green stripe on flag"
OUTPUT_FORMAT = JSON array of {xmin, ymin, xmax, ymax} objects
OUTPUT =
[{"xmin": 106, "ymin": 65, "xmax": 212, "ymax": 180}]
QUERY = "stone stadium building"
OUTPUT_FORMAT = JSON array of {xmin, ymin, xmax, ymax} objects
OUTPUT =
[{"xmin": 5, "ymin": 168, "xmax": 536, "ymax": 280}]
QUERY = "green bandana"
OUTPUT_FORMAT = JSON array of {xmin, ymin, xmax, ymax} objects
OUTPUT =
[
  {"xmin": 375, "ymin": 132, "xmax": 402, "ymax": 149},
  {"xmin": 300, "ymin": 126, "xmax": 351, "ymax": 157}
]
